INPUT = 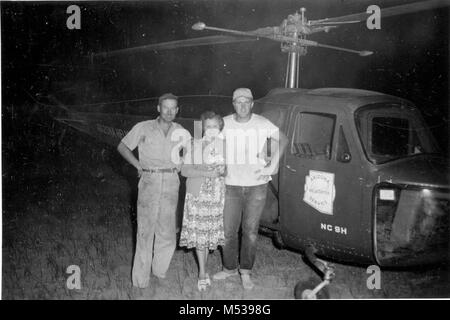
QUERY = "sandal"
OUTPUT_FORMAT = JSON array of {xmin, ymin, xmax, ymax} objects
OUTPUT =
[
  {"xmin": 197, "ymin": 274, "xmax": 211, "ymax": 291},
  {"xmin": 197, "ymin": 278, "xmax": 209, "ymax": 291}
]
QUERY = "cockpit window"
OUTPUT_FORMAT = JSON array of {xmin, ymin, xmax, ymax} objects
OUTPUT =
[
  {"xmin": 356, "ymin": 103, "xmax": 439, "ymax": 164},
  {"xmin": 372, "ymin": 117, "xmax": 411, "ymax": 155}
]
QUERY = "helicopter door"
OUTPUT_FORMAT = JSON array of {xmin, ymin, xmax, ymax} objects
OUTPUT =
[{"xmin": 280, "ymin": 110, "xmax": 363, "ymax": 258}]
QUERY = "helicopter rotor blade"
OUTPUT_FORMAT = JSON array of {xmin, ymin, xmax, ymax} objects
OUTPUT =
[
  {"xmin": 282, "ymin": 38, "xmax": 373, "ymax": 56},
  {"xmin": 92, "ymin": 35, "xmax": 257, "ymax": 59},
  {"xmin": 308, "ymin": 41, "xmax": 373, "ymax": 56},
  {"xmin": 92, "ymin": 0, "xmax": 448, "ymax": 60},
  {"xmin": 193, "ymin": 22, "xmax": 372, "ymax": 56},
  {"xmin": 309, "ymin": 0, "xmax": 450, "ymax": 25},
  {"xmin": 194, "ymin": 23, "xmax": 309, "ymax": 43},
  {"xmin": 193, "ymin": 22, "xmax": 256, "ymax": 37},
  {"xmin": 192, "ymin": 22, "xmax": 282, "ymax": 40},
  {"xmin": 309, "ymin": 20, "xmax": 360, "ymax": 26}
]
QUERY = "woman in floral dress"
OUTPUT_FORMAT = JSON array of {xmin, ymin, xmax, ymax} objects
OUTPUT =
[{"xmin": 179, "ymin": 111, "xmax": 226, "ymax": 291}]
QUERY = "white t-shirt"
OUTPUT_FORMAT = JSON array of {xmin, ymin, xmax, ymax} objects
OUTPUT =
[{"xmin": 223, "ymin": 113, "xmax": 279, "ymax": 186}]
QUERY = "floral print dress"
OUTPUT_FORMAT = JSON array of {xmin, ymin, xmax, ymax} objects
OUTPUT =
[{"xmin": 179, "ymin": 138, "xmax": 226, "ymax": 250}]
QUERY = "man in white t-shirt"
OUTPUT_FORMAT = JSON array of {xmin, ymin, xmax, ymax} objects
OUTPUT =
[{"xmin": 213, "ymin": 88, "xmax": 288, "ymax": 290}]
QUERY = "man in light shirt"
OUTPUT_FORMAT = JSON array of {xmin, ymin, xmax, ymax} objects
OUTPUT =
[
  {"xmin": 117, "ymin": 93, "xmax": 191, "ymax": 289},
  {"xmin": 213, "ymin": 88, "xmax": 288, "ymax": 289}
]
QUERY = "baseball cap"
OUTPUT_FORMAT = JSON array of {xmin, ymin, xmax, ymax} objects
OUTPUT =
[
  {"xmin": 158, "ymin": 93, "xmax": 178, "ymax": 105},
  {"xmin": 232, "ymin": 88, "xmax": 253, "ymax": 101}
]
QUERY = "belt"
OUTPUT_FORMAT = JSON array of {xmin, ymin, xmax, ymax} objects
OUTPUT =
[{"xmin": 142, "ymin": 168, "xmax": 177, "ymax": 173}]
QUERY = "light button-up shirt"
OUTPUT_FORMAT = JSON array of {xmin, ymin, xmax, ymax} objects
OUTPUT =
[{"xmin": 121, "ymin": 118, "xmax": 191, "ymax": 170}]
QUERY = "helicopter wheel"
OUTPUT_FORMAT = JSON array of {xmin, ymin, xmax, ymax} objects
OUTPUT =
[{"xmin": 294, "ymin": 278, "xmax": 330, "ymax": 299}]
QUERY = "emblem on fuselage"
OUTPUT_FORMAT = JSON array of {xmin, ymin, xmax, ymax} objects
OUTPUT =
[{"xmin": 303, "ymin": 170, "xmax": 336, "ymax": 215}]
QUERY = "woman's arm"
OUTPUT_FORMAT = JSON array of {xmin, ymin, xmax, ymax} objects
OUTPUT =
[{"xmin": 181, "ymin": 164, "xmax": 219, "ymax": 178}]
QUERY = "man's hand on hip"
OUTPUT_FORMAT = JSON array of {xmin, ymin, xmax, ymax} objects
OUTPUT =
[
  {"xmin": 136, "ymin": 165, "xmax": 144, "ymax": 178},
  {"xmin": 254, "ymin": 166, "xmax": 276, "ymax": 182}
]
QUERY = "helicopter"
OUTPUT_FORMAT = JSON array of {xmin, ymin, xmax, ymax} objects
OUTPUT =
[{"xmin": 32, "ymin": 0, "xmax": 450, "ymax": 299}]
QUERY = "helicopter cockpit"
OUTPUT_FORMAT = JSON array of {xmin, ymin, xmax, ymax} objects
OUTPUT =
[{"xmin": 355, "ymin": 103, "xmax": 440, "ymax": 164}]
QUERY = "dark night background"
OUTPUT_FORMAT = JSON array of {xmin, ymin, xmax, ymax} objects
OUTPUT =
[{"xmin": 1, "ymin": 1, "xmax": 449, "ymax": 149}]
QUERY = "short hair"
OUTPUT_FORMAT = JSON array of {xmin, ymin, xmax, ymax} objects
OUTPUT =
[
  {"xmin": 158, "ymin": 93, "xmax": 178, "ymax": 105},
  {"xmin": 200, "ymin": 111, "xmax": 224, "ymax": 131}
]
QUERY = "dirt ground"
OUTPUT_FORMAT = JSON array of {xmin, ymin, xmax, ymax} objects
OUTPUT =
[{"xmin": 2, "ymin": 124, "xmax": 449, "ymax": 300}]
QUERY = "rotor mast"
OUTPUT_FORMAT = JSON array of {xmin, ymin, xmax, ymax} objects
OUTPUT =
[
  {"xmin": 284, "ymin": 8, "xmax": 307, "ymax": 89},
  {"xmin": 285, "ymin": 51, "xmax": 300, "ymax": 88}
]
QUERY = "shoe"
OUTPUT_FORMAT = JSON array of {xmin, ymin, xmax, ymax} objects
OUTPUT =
[
  {"xmin": 212, "ymin": 269, "xmax": 239, "ymax": 281},
  {"xmin": 240, "ymin": 273, "xmax": 254, "ymax": 290},
  {"xmin": 132, "ymin": 286, "xmax": 146, "ymax": 294},
  {"xmin": 131, "ymin": 285, "xmax": 149, "ymax": 299},
  {"xmin": 152, "ymin": 274, "xmax": 167, "ymax": 288},
  {"xmin": 152, "ymin": 273, "xmax": 166, "ymax": 279}
]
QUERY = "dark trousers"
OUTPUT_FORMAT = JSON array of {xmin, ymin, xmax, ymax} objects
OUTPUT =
[{"xmin": 222, "ymin": 184, "xmax": 268, "ymax": 273}]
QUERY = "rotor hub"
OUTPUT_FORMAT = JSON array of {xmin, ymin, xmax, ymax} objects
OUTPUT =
[{"xmin": 279, "ymin": 10, "xmax": 309, "ymax": 55}]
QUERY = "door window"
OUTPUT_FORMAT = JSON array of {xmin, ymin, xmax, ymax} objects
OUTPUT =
[{"xmin": 291, "ymin": 112, "xmax": 336, "ymax": 160}]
